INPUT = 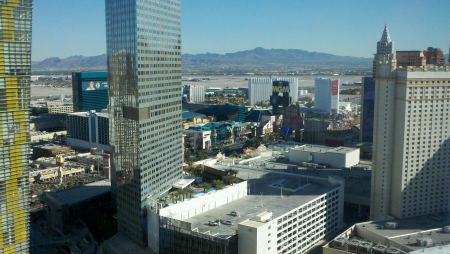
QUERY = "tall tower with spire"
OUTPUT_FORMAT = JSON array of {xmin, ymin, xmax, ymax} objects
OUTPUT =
[
  {"xmin": 373, "ymin": 25, "xmax": 394, "ymax": 77},
  {"xmin": 360, "ymin": 26, "xmax": 395, "ymax": 144}
]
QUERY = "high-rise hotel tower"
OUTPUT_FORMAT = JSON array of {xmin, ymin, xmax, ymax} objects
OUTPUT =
[
  {"xmin": 0, "ymin": 0, "xmax": 33, "ymax": 253},
  {"xmin": 371, "ymin": 33, "xmax": 450, "ymax": 220},
  {"xmin": 106, "ymin": 0, "xmax": 183, "ymax": 247}
]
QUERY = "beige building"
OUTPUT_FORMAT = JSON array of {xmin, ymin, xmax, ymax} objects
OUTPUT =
[
  {"xmin": 47, "ymin": 101, "xmax": 74, "ymax": 114},
  {"xmin": 396, "ymin": 50, "xmax": 426, "ymax": 68},
  {"xmin": 371, "ymin": 53, "xmax": 450, "ymax": 220}
]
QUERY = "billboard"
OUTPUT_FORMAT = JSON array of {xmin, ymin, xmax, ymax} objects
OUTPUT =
[
  {"xmin": 273, "ymin": 84, "xmax": 290, "ymax": 94},
  {"xmin": 270, "ymin": 81, "xmax": 291, "ymax": 110},
  {"xmin": 82, "ymin": 80, "xmax": 108, "ymax": 91}
]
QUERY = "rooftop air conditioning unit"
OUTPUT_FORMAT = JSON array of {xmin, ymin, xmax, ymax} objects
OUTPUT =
[
  {"xmin": 385, "ymin": 222, "xmax": 398, "ymax": 229},
  {"xmin": 416, "ymin": 237, "xmax": 433, "ymax": 247}
]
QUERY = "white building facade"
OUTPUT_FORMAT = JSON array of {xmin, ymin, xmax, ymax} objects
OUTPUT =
[
  {"xmin": 288, "ymin": 145, "xmax": 360, "ymax": 168},
  {"xmin": 183, "ymin": 129, "xmax": 211, "ymax": 150},
  {"xmin": 188, "ymin": 85, "xmax": 206, "ymax": 103},
  {"xmin": 249, "ymin": 77, "xmax": 299, "ymax": 105},
  {"xmin": 238, "ymin": 182, "xmax": 344, "ymax": 254},
  {"xmin": 314, "ymin": 78, "xmax": 340, "ymax": 114}
]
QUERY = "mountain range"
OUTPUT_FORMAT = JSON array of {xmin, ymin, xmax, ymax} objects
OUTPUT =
[{"xmin": 32, "ymin": 47, "xmax": 373, "ymax": 73}]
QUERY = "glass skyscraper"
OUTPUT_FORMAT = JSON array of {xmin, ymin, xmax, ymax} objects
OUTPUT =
[
  {"xmin": 106, "ymin": 0, "xmax": 182, "ymax": 247},
  {"xmin": 360, "ymin": 77, "xmax": 375, "ymax": 143},
  {"xmin": 0, "ymin": 0, "xmax": 33, "ymax": 253}
]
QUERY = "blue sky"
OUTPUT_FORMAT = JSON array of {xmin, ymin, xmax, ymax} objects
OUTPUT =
[{"xmin": 32, "ymin": 0, "xmax": 450, "ymax": 61}]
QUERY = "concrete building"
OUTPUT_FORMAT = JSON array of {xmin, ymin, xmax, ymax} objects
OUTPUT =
[
  {"xmin": 323, "ymin": 213, "xmax": 450, "ymax": 254},
  {"xmin": 248, "ymin": 77, "xmax": 299, "ymax": 105},
  {"xmin": 303, "ymin": 118, "xmax": 331, "ymax": 145},
  {"xmin": 31, "ymin": 113, "xmax": 67, "ymax": 131},
  {"xmin": 423, "ymin": 47, "xmax": 446, "ymax": 66},
  {"xmin": 183, "ymin": 128, "xmax": 211, "ymax": 150},
  {"xmin": 47, "ymin": 101, "xmax": 74, "ymax": 114},
  {"xmin": 396, "ymin": 50, "xmax": 426, "ymax": 68},
  {"xmin": 154, "ymin": 167, "xmax": 344, "ymax": 254},
  {"xmin": 66, "ymin": 111, "xmax": 110, "ymax": 152},
  {"xmin": 371, "ymin": 60, "xmax": 450, "ymax": 219},
  {"xmin": 72, "ymin": 72, "xmax": 108, "ymax": 112},
  {"xmin": 0, "ymin": 1, "xmax": 33, "ymax": 252},
  {"xmin": 298, "ymin": 89, "xmax": 308, "ymax": 97},
  {"xmin": 185, "ymin": 84, "xmax": 206, "ymax": 103},
  {"xmin": 314, "ymin": 78, "xmax": 340, "ymax": 114},
  {"xmin": 105, "ymin": 0, "xmax": 183, "ymax": 249},
  {"xmin": 288, "ymin": 145, "xmax": 360, "ymax": 168},
  {"xmin": 282, "ymin": 104, "xmax": 304, "ymax": 142},
  {"xmin": 43, "ymin": 180, "xmax": 112, "ymax": 234},
  {"xmin": 31, "ymin": 130, "xmax": 67, "ymax": 143},
  {"xmin": 32, "ymin": 144, "xmax": 74, "ymax": 160}
]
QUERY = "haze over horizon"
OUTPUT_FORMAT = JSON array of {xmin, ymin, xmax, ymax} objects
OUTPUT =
[{"xmin": 32, "ymin": 0, "xmax": 450, "ymax": 61}]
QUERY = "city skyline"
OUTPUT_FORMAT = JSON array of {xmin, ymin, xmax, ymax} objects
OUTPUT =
[{"xmin": 32, "ymin": 0, "xmax": 450, "ymax": 61}]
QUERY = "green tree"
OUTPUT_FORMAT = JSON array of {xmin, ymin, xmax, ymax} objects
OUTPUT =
[
  {"xmin": 199, "ymin": 182, "xmax": 212, "ymax": 191},
  {"xmin": 212, "ymin": 179, "xmax": 225, "ymax": 190}
]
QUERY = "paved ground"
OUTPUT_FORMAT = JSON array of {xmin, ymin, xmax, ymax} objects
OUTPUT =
[{"xmin": 184, "ymin": 75, "xmax": 363, "ymax": 88}]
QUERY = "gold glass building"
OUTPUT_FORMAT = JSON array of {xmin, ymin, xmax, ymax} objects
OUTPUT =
[{"xmin": 0, "ymin": 0, "xmax": 32, "ymax": 253}]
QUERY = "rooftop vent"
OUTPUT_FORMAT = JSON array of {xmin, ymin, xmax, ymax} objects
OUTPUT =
[
  {"xmin": 372, "ymin": 244, "xmax": 387, "ymax": 254},
  {"xmin": 385, "ymin": 222, "xmax": 398, "ymax": 229},
  {"xmin": 386, "ymin": 247, "xmax": 403, "ymax": 254},
  {"xmin": 416, "ymin": 237, "xmax": 433, "ymax": 247},
  {"xmin": 256, "ymin": 211, "xmax": 272, "ymax": 222},
  {"xmin": 330, "ymin": 237, "xmax": 347, "ymax": 250}
]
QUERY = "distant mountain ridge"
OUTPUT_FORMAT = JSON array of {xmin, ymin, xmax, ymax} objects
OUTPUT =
[
  {"xmin": 183, "ymin": 47, "xmax": 371, "ymax": 73},
  {"xmin": 32, "ymin": 47, "xmax": 373, "ymax": 73},
  {"xmin": 32, "ymin": 54, "xmax": 107, "ymax": 72}
]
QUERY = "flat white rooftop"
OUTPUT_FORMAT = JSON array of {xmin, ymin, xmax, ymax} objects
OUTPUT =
[
  {"xmin": 290, "ymin": 145, "xmax": 358, "ymax": 154},
  {"xmin": 172, "ymin": 177, "xmax": 196, "ymax": 189}
]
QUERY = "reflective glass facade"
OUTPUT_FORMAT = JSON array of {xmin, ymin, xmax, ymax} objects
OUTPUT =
[
  {"xmin": 361, "ymin": 77, "xmax": 375, "ymax": 143},
  {"xmin": 0, "ymin": 0, "xmax": 32, "ymax": 253},
  {"xmin": 106, "ymin": 0, "xmax": 182, "ymax": 246}
]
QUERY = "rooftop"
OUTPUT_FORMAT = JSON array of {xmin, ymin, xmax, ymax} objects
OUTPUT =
[
  {"xmin": 45, "ymin": 180, "xmax": 111, "ymax": 206},
  {"xmin": 290, "ymin": 144, "xmax": 358, "ymax": 154},
  {"xmin": 34, "ymin": 144, "xmax": 73, "ymax": 150},
  {"xmin": 67, "ymin": 111, "xmax": 109, "ymax": 118},
  {"xmin": 184, "ymin": 170, "xmax": 339, "ymax": 237},
  {"xmin": 197, "ymin": 151, "xmax": 370, "ymax": 205},
  {"xmin": 327, "ymin": 213, "xmax": 450, "ymax": 253},
  {"xmin": 357, "ymin": 213, "xmax": 450, "ymax": 251}
]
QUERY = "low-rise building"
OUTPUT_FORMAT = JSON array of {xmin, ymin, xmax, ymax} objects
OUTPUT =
[
  {"xmin": 184, "ymin": 127, "xmax": 212, "ymax": 150},
  {"xmin": 47, "ymin": 101, "xmax": 74, "ymax": 114},
  {"xmin": 43, "ymin": 180, "xmax": 112, "ymax": 234},
  {"xmin": 323, "ymin": 213, "xmax": 450, "ymax": 254},
  {"xmin": 154, "ymin": 168, "xmax": 344, "ymax": 254},
  {"xmin": 66, "ymin": 111, "xmax": 111, "ymax": 152},
  {"xmin": 32, "ymin": 144, "xmax": 74, "ymax": 159},
  {"xmin": 31, "ymin": 130, "xmax": 67, "ymax": 143},
  {"xmin": 288, "ymin": 145, "xmax": 360, "ymax": 168},
  {"xmin": 182, "ymin": 111, "xmax": 210, "ymax": 129}
]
